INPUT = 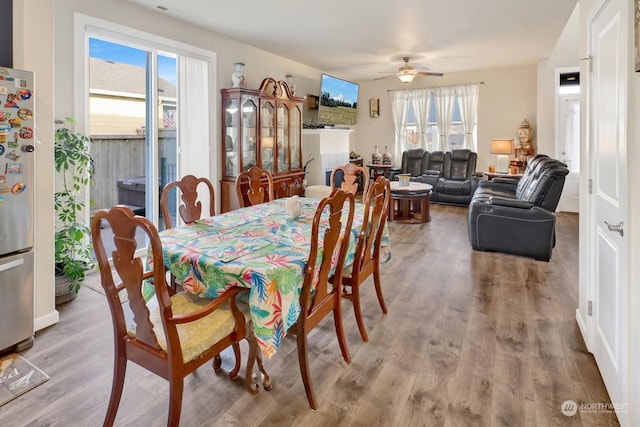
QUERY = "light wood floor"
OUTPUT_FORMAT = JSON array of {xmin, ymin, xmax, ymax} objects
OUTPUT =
[{"xmin": 3, "ymin": 204, "xmax": 619, "ymax": 426}]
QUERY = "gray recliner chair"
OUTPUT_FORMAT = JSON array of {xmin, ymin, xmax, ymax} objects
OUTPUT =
[
  {"xmin": 390, "ymin": 149, "xmax": 430, "ymax": 181},
  {"xmin": 467, "ymin": 154, "xmax": 569, "ymax": 261},
  {"xmin": 423, "ymin": 149, "xmax": 482, "ymax": 205}
]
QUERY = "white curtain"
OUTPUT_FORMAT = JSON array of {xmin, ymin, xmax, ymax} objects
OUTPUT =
[
  {"xmin": 390, "ymin": 90, "xmax": 409, "ymax": 164},
  {"xmin": 433, "ymin": 86, "xmax": 455, "ymax": 151},
  {"xmin": 457, "ymin": 83, "xmax": 480, "ymax": 151},
  {"xmin": 411, "ymin": 88, "xmax": 431, "ymax": 150},
  {"xmin": 178, "ymin": 56, "xmax": 211, "ymax": 179}
]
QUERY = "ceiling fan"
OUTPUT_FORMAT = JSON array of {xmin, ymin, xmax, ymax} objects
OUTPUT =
[{"xmin": 376, "ymin": 56, "xmax": 444, "ymax": 83}]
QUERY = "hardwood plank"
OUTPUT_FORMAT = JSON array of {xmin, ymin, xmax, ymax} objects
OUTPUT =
[{"xmin": 0, "ymin": 206, "xmax": 619, "ymax": 427}]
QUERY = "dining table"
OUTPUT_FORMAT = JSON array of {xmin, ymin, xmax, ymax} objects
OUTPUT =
[{"xmin": 147, "ymin": 196, "xmax": 391, "ymax": 358}]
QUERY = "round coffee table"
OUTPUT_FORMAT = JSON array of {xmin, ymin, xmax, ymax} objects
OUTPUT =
[{"xmin": 388, "ymin": 181, "xmax": 433, "ymax": 223}]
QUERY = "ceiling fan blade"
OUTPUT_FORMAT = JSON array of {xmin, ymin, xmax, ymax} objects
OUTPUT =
[
  {"xmin": 416, "ymin": 71, "xmax": 444, "ymax": 77},
  {"xmin": 374, "ymin": 74, "xmax": 396, "ymax": 81}
]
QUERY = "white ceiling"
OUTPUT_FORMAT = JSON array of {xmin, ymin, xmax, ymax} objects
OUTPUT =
[{"xmin": 128, "ymin": 0, "xmax": 578, "ymax": 82}]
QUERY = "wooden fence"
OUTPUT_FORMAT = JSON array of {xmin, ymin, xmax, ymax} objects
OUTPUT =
[{"xmin": 90, "ymin": 129, "xmax": 177, "ymax": 211}]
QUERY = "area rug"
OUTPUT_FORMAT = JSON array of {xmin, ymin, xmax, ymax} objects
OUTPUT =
[{"xmin": 0, "ymin": 354, "xmax": 49, "ymax": 407}]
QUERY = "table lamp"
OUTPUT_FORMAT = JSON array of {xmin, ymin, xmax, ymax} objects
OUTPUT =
[{"xmin": 491, "ymin": 139, "xmax": 514, "ymax": 173}]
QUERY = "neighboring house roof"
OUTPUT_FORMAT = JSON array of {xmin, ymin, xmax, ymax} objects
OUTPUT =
[{"xmin": 89, "ymin": 57, "xmax": 176, "ymax": 98}]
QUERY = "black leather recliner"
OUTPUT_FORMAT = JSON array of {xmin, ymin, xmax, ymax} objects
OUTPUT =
[
  {"xmin": 422, "ymin": 149, "xmax": 482, "ymax": 205},
  {"xmin": 390, "ymin": 148, "xmax": 431, "ymax": 181},
  {"xmin": 420, "ymin": 151, "xmax": 446, "ymax": 187},
  {"xmin": 467, "ymin": 154, "xmax": 569, "ymax": 261}
]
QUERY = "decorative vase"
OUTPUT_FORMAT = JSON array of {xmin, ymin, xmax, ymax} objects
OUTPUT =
[
  {"xmin": 382, "ymin": 145, "xmax": 392, "ymax": 165},
  {"xmin": 231, "ymin": 62, "xmax": 246, "ymax": 88},
  {"xmin": 285, "ymin": 74, "xmax": 296, "ymax": 95},
  {"xmin": 371, "ymin": 145, "xmax": 382, "ymax": 165}
]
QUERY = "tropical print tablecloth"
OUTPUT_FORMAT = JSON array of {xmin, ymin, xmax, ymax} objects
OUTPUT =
[{"xmin": 147, "ymin": 197, "xmax": 391, "ymax": 358}]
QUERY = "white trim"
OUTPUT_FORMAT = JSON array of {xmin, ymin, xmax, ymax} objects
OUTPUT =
[
  {"xmin": 72, "ymin": 11, "xmax": 218, "ymax": 214},
  {"xmin": 74, "ymin": 13, "xmax": 215, "ymax": 62},
  {"xmin": 35, "ymin": 310, "xmax": 60, "ymax": 332}
]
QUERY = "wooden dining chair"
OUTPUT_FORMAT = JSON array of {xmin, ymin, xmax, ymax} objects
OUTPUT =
[
  {"xmin": 292, "ymin": 188, "xmax": 355, "ymax": 410},
  {"xmin": 330, "ymin": 162, "xmax": 370, "ymax": 196},
  {"xmin": 341, "ymin": 176, "xmax": 391, "ymax": 342},
  {"xmin": 160, "ymin": 174, "xmax": 215, "ymax": 230},
  {"xmin": 91, "ymin": 206, "xmax": 247, "ymax": 427},
  {"xmin": 160, "ymin": 175, "xmax": 216, "ymax": 293},
  {"xmin": 235, "ymin": 166, "xmax": 274, "ymax": 207}
]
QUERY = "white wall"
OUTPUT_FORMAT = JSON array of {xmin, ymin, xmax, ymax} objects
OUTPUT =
[
  {"xmin": 13, "ymin": 1, "xmax": 58, "ymax": 330},
  {"xmin": 537, "ymin": 4, "xmax": 581, "ymax": 158},
  {"xmin": 356, "ymin": 65, "xmax": 538, "ymax": 171}
]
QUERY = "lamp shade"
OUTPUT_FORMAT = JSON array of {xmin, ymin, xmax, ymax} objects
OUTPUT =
[
  {"xmin": 491, "ymin": 138, "xmax": 513, "ymax": 173},
  {"xmin": 491, "ymin": 139, "xmax": 514, "ymax": 155}
]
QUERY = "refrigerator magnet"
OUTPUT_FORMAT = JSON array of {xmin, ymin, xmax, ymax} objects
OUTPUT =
[
  {"xmin": 18, "ymin": 127, "xmax": 32, "ymax": 139},
  {"xmin": 11, "ymin": 182, "xmax": 25, "ymax": 194},
  {"xmin": 17, "ymin": 109, "xmax": 32, "ymax": 120},
  {"xmin": 0, "ymin": 185, "xmax": 9, "ymax": 194},
  {"xmin": 17, "ymin": 88, "xmax": 31, "ymax": 100},
  {"xmin": 0, "ymin": 175, "xmax": 5, "ymax": 184},
  {"xmin": 4, "ymin": 93, "xmax": 18, "ymax": 108},
  {"xmin": 7, "ymin": 139, "xmax": 17, "ymax": 148},
  {"xmin": 5, "ymin": 162, "xmax": 22, "ymax": 173},
  {"xmin": 0, "ymin": 86, "xmax": 6, "ymax": 95},
  {"xmin": 0, "ymin": 195, "xmax": 4, "ymax": 206},
  {"xmin": 4, "ymin": 162, "xmax": 22, "ymax": 175},
  {"xmin": 9, "ymin": 118, "xmax": 21, "ymax": 128},
  {"xmin": 5, "ymin": 151, "xmax": 20, "ymax": 161},
  {"xmin": 0, "ymin": 144, "xmax": 4, "ymax": 155}
]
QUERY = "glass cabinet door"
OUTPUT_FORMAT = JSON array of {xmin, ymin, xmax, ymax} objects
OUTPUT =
[
  {"xmin": 260, "ymin": 100, "xmax": 275, "ymax": 173},
  {"xmin": 277, "ymin": 104, "xmax": 289, "ymax": 173},
  {"xmin": 224, "ymin": 98, "xmax": 239, "ymax": 176},
  {"xmin": 290, "ymin": 105, "xmax": 301, "ymax": 169},
  {"xmin": 241, "ymin": 98, "xmax": 257, "ymax": 171}
]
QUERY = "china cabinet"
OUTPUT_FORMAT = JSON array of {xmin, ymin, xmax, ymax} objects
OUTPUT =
[{"xmin": 220, "ymin": 77, "xmax": 304, "ymax": 212}]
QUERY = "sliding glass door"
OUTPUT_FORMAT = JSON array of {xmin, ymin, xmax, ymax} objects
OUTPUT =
[{"xmin": 88, "ymin": 37, "xmax": 178, "ymax": 230}]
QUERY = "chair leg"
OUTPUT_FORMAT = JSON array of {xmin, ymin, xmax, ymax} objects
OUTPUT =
[
  {"xmin": 255, "ymin": 348, "xmax": 272, "ymax": 391},
  {"xmin": 332, "ymin": 296, "xmax": 351, "ymax": 364},
  {"xmin": 103, "ymin": 351, "xmax": 127, "ymax": 427},
  {"xmin": 213, "ymin": 354, "xmax": 222, "ymax": 373},
  {"xmin": 167, "ymin": 377, "xmax": 184, "ymax": 427},
  {"xmin": 229, "ymin": 343, "xmax": 241, "ymax": 378},
  {"xmin": 296, "ymin": 323, "xmax": 318, "ymax": 410},
  {"xmin": 373, "ymin": 264, "xmax": 388, "ymax": 314},
  {"xmin": 351, "ymin": 282, "xmax": 369, "ymax": 342},
  {"xmin": 245, "ymin": 336, "xmax": 260, "ymax": 393}
]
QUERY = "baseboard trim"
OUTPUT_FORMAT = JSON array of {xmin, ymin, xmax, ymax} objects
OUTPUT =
[
  {"xmin": 575, "ymin": 308, "xmax": 590, "ymax": 352},
  {"xmin": 35, "ymin": 310, "xmax": 59, "ymax": 332}
]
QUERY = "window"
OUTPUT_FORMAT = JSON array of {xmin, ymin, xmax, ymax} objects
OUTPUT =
[{"xmin": 404, "ymin": 94, "xmax": 466, "ymax": 151}]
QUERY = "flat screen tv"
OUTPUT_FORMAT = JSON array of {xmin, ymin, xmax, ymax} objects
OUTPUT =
[{"xmin": 318, "ymin": 73, "xmax": 359, "ymax": 126}]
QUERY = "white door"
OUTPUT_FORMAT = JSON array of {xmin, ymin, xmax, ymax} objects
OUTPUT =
[
  {"xmin": 557, "ymin": 92, "xmax": 580, "ymax": 212},
  {"xmin": 588, "ymin": 0, "xmax": 629, "ymax": 423}
]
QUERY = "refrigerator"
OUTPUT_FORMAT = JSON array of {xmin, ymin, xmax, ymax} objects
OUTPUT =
[{"xmin": 0, "ymin": 67, "xmax": 35, "ymax": 353}]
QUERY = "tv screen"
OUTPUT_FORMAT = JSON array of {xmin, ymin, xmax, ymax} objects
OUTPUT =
[{"xmin": 318, "ymin": 73, "xmax": 359, "ymax": 126}]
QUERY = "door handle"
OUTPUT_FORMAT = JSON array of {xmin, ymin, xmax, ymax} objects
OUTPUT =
[{"xmin": 604, "ymin": 221, "xmax": 624, "ymax": 237}]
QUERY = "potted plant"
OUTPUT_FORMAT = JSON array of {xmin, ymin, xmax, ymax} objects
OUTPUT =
[{"xmin": 54, "ymin": 117, "xmax": 95, "ymax": 304}]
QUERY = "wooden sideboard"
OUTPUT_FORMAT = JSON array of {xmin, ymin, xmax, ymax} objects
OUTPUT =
[{"xmin": 220, "ymin": 77, "xmax": 305, "ymax": 212}]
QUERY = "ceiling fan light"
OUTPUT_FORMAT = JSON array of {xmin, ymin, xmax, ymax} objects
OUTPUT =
[{"xmin": 398, "ymin": 73, "xmax": 416, "ymax": 83}]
